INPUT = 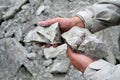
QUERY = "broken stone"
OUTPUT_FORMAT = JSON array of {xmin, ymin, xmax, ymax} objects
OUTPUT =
[
  {"xmin": 44, "ymin": 44, "xmax": 67, "ymax": 59},
  {"xmin": 62, "ymin": 26, "xmax": 86, "ymax": 50},
  {"xmin": 21, "ymin": 4, "xmax": 30, "ymax": 10},
  {"xmin": 0, "ymin": 38, "xmax": 27, "ymax": 75},
  {"xmin": 2, "ymin": 0, "xmax": 27, "ymax": 19},
  {"xmin": 62, "ymin": 26, "xmax": 108, "ymax": 59},
  {"xmin": 49, "ymin": 59, "xmax": 70, "ymax": 74},
  {"xmin": 64, "ymin": 68, "xmax": 84, "ymax": 80},
  {"xmin": 27, "ymin": 53, "xmax": 36, "ymax": 60},
  {"xmin": 36, "ymin": 5, "xmax": 46, "ymax": 16},
  {"xmin": 24, "ymin": 22, "xmax": 62, "ymax": 44},
  {"xmin": 43, "ymin": 59, "xmax": 53, "ymax": 67}
]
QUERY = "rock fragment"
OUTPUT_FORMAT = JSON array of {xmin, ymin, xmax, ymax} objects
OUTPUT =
[
  {"xmin": 2, "ymin": 0, "xmax": 27, "ymax": 19},
  {"xmin": 24, "ymin": 22, "xmax": 62, "ymax": 44},
  {"xmin": 36, "ymin": 5, "xmax": 47, "ymax": 15},
  {"xmin": 62, "ymin": 26, "xmax": 108, "ymax": 59},
  {"xmin": 27, "ymin": 53, "xmax": 37, "ymax": 60},
  {"xmin": 49, "ymin": 59, "xmax": 70, "ymax": 74},
  {"xmin": 0, "ymin": 38, "xmax": 27, "ymax": 75},
  {"xmin": 43, "ymin": 59, "xmax": 53, "ymax": 67},
  {"xmin": 44, "ymin": 44, "xmax": 67, "ymax": 59}
]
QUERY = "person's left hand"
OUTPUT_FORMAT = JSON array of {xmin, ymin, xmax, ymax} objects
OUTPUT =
[{"xmin": 67, "ymin": 46, "xmax": 96, "ymax": 73}]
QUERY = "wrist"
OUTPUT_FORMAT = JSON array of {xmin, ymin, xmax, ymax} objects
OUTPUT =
[{"xmin": 71, "ymin": 16, "xmax": 85, "ymax": 28}]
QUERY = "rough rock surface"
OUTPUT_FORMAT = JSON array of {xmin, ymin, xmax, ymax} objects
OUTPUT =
[
  {"xmin": 24, "ymin": 22, "xmax": 62, "ymax": 44},
  {"xmin": 49, "ymin": 59, "xmax": 70, "ymax": 74},
  {"xmin": 1, "ymin": 0, "xmax": 120, "ymax": 80},
  {"xmin": 2, "ymin": 0, "xmax": 27, "ymax": 20},
  {"xmin": 44, "ymin": 44, "xmax": 67, "ymax": 59},
  {"xmin": 0, "ymin": 38, "xmax": 27, "ymax": 79},
  {"xmin": 62, "ymin": 27, "xmax": 108, "ymax": 59}
]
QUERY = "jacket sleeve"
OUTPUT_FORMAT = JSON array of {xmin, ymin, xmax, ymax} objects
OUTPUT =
[
  {"xmin": 83, "ymin": 59, "xmax": 120, "ymax": 80},
  {"xmin": 76, "ymin": 0, "xmax": 120, "ymax": 33}
]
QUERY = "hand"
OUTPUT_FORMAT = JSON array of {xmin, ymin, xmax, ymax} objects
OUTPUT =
[
  {"xmin": 67, "ymin": 46, "xmax": 96, "ymax": 73},
  {"xmin": 37, "ymin": 16, "xmax": 85, "ymax": 32}
]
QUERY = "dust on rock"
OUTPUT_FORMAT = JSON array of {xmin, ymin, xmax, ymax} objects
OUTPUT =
[{"xmin": 0, "ymin": 0, "xmax": 120, "ymax": 80}]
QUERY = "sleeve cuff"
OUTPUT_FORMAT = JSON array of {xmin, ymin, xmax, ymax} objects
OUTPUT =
[
  {"xmin": 76, "ymin": 9, "xmax": 94, "ymax": 30},
  {"xmin": 83, "ymin": 59, "xmax": 114, "ymax": 80}
]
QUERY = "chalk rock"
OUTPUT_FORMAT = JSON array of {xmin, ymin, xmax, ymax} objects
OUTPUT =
[
  {"xmin": 62, "ymin": 26, "xmax": 108, "ymax": 59},
  {"xmin": 2, "ymin": 0, "xmax": 27, "ymax": 19},
  {"xmin": 43, "ymin": 59, "xmax": 53, "ymax": 67},
  {"xmin": 24, "ymin": 22, "xmax": 62, "ymax": 44},
  {"xmin": 49, "ymin": 59, "xmax": 70, "ymax": 74},
  {"xmin": 27, "ymin": 53, "xmax": 36, "ymax": 60},
  {"xmin": 36, "ymin": 5, "xmax": 47, "ymax": 15},
  {"xmin": 62, "ymin": 27, "xmax": 87, "ymax": 50},
  {"xmin": 44, "ymin": 44, "xmax": 67, "ymax": 59},
  {"xmin": 0, "ymin": 38, "xmax": 27, "ymax": 75}
]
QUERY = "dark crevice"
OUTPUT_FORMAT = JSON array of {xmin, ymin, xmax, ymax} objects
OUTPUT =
[
  {"xmin": 33, "ymin": 23, "xmax": 37, "ymax": 27},
  {"xmin": 3, "ymin": 0, "xmax": 29, "ymax": 20},
  {"xmin": 15, "ymin": 64, "xmax": 33, "ymax": 80},
  {"xmin": 0, "ymin": 19, "xmax": 4, "ymax": 25},
  {"xmin": 11, "ymin": 33, "xmax": 15, "ymax": 38},
  {"xmin": 19, "ymin": 41, "xmax": 25, "ymax": 46},
  {"xmin": 118, "ymin": 32, "xmax": 120, "ymax": 51}
]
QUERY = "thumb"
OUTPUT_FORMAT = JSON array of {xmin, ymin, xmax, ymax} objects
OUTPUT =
[
  {"xmin": 67, "ymin": 46, "xmax": 75, "ymax": 57},
  {"xmin": 37, "ymin": 18, "xmax": 60, "ymax": 26}
]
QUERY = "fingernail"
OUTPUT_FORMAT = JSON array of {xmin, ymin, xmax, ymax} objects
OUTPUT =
[{"xmin": 37, "ymin": 21, "xmax": 44, "ymax": 26}]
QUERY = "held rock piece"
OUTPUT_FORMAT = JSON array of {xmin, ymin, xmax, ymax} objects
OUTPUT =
[
  {"xmin": 62, "ymin": 26, "xmax": 108, "ymax": 59},
  {"xmin": 24, "ymin": 22, "xmax": 62, "ymax": 44},
  {"xmin": 44, "ymin": 44, "xmax": 67, "ymax": 59}
]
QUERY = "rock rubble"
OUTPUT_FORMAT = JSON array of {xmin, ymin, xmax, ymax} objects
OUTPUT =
[{"xmin": 0, "ymin": 0, "xmax": 120, "ymax": 80}]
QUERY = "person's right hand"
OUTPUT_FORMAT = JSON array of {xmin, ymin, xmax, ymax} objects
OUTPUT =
[{"xmin": 37, "ymin": 16, "xmax": 85, "ymax": 32}]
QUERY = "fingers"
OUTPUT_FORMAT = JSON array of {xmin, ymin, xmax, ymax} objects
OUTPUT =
[
  {"xmin": 37, "ymin": 18, "xmax": 60, "ymax": 26},
  {"xmin": 36, "ymin": 43, "xmax": 58, "ymax": 48}
]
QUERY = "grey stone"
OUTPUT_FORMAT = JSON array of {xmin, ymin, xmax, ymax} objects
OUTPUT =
[
  {"xmin": 64, "ymin": 68, "xmax": 84, "ymax": 80},
  {"xmin": 0, "ymin": 12, "xmax": 3, "ymax": 19},
  {"xmin": 24, "ymin": 22, "xmax": 62, "ymax": 44},
  {"xmin": 28, "ymin": 0, "xmax": 43, "ymax": 14},
  {"xmin": 43, "ymin": 59, "xmax": 53, "ymax": 67},
  {"xmin": 62, "ymin": 26, "xmax": 108, "ymax": 59},
  {"xmin": 62, "ymin": 27, "xmax": 87, "ymax": 50},
  {"xmin": 27, "ymin": 53, "xmax": 37, "ymax": 60},
  {"xmin": 36, "ymin": 5, "xmax": 47, "ymax": 16},
  {"xmin": 44, "ymin": 44, "xmax": 67, "ymax": 59},
  {"xmin": 0, "ymin": 0, "xmax": 113, "ymax": 80},
  {"xmin": 2, "ymin": 0, "xmax": 27, "ymax": 19},
  {"xmin": 49, "ymin": 59, "xmax": 70, "ymax": 74},
  {"xmin": 21, "ymin": 4, "xmax": 30, "ymax": 10},
  {"xmin": 95, "ymin": 25, "xmax": 120, "ymax": 64},
  {"xmin": 0, "ymin": 38, "xmax": 27, "ymax": 75},
  {"xmin": 14, "ymin": 28, "xmax": 23, "ymax": 41}
]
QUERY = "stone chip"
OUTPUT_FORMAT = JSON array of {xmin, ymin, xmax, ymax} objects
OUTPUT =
[
  {"xmin": 24, "ymin": 22, "xmax": 62, "ymax": 44},
  {"xmin": 0, "ymin": 38, "xmax": 27, "ymax": 75},
  {"xmin": 44, "ymin": 44, "xmax": 67, "ymax": 59},
  {"xmin": 49, "ymin": 59, "xmax": 70, "ymax": 74},
  {"xmin": 62, "ymin": 26, "xmax": 108, "ymax": 59}
]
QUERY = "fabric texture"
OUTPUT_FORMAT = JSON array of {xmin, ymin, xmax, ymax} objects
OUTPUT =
[
  {"xmin": 76, "ymin": 0, "xmax": 120, "ymax": 33},
  {"xmin": 76, "ymin": 0, "xmax": 120, "ymax": 79}
]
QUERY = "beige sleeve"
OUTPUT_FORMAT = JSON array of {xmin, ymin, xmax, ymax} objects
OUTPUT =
[
  {"xmin": 83, "ymin": 59, "xmax": 120, "ymax": 80},
  {"xmin": 76, "ymin": 0, "xmax": 120, "ymax": 33}
]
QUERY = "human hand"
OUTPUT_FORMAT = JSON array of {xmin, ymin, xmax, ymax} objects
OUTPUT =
[
  {"xmin": 67, "ymin": 46, "xmax": 96, "ymax": 73},
  {"xmin": 37, "ymin": 16, "xmax": 85, "ymax": 32}
]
